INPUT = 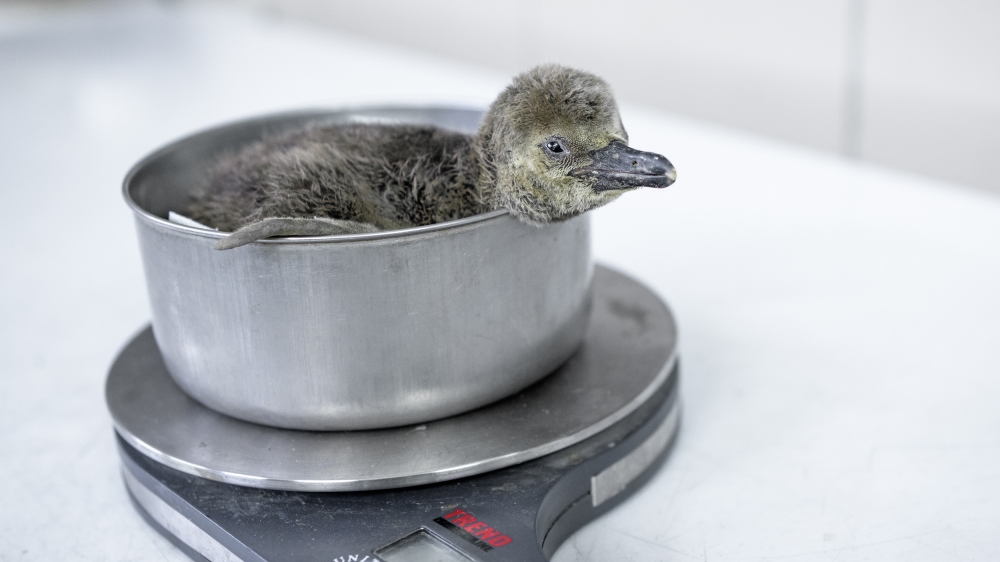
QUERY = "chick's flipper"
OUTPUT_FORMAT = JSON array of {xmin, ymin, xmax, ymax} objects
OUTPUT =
[{"xmin": 214, "ymin": 217, "xmax": 380, "ymax": 250}]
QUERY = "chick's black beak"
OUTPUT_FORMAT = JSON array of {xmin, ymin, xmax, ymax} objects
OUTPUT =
[{"xmin": 569, "ymin": 140, "xmax": 676, "ymax": 192}]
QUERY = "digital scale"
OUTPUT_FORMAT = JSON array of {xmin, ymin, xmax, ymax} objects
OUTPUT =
[{"xmin": 106, "ymin": 267, "xmax": 681, "ymax": 561}]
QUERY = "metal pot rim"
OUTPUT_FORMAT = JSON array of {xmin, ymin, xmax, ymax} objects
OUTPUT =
[{"xmin": 122, "ymin": 106, "xmax": 510, "ymax": 244}]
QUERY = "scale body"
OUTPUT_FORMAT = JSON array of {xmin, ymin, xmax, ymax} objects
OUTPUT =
[{"xmin": 108, "ymin": 267, "xmax": 681, "ymax": 561}]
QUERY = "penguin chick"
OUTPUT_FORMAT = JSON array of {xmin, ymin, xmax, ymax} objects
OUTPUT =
[{"xmin": 188, "ymin": 64, "xmax": 677, "ymax": 250}]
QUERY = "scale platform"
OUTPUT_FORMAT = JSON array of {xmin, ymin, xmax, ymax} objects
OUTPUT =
[{"xmin": 107, "ymin": 266, "xmax": 681, "ymax": 561}]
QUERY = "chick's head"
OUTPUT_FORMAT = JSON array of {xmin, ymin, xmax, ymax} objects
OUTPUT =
[{"xmin": 480, "ymin": 64, "xmax": 675, "ymax": 224}]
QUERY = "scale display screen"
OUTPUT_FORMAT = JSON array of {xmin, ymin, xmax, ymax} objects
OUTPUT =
[{"xmin": 375, "ymin": 530, "xmax": 472, "ymax": 562}]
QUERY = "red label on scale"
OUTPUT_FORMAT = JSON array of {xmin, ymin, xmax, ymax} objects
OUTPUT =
[{"xmin": 434, "ymin": 508, "xmax": 513, "ymax": 551}]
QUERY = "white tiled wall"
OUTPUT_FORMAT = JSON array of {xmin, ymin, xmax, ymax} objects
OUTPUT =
[{"xmin": 217, "ymin": 0, "xmax": 1000, "ymax": 192}]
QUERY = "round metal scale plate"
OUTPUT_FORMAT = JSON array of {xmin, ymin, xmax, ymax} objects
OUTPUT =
[{"xmin": 106, "ymin": 266, "xmax": 678, "ymax": 492}]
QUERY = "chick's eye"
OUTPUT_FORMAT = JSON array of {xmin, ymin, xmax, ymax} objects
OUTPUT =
[{"xmin": 544, "ymin": 139, "xmax": 567, "ymax": 154}]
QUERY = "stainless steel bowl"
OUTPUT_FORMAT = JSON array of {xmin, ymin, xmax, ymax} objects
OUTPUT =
[{"xmin": 124, "ymin": 107, "xmax": 593, "ymax": 431}]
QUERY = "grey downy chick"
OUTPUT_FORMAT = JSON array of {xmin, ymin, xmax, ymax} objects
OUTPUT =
[{"xmin": 189, "ymin": 64, "xmax": 677, "ymax": 250}]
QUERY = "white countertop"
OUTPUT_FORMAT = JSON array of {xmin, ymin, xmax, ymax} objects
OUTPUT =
[{"xmin": 2, "ymin": 4, "xmax": 999, "ymax": 561}]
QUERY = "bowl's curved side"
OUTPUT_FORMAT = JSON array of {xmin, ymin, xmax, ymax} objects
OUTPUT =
[
  {"xmin": 127, "ymin": 106, "xmax": 594, "ymax": 430},
  {"xmin": 137, "ymin": 213, "xmax": 592, "ymax": 430}
]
